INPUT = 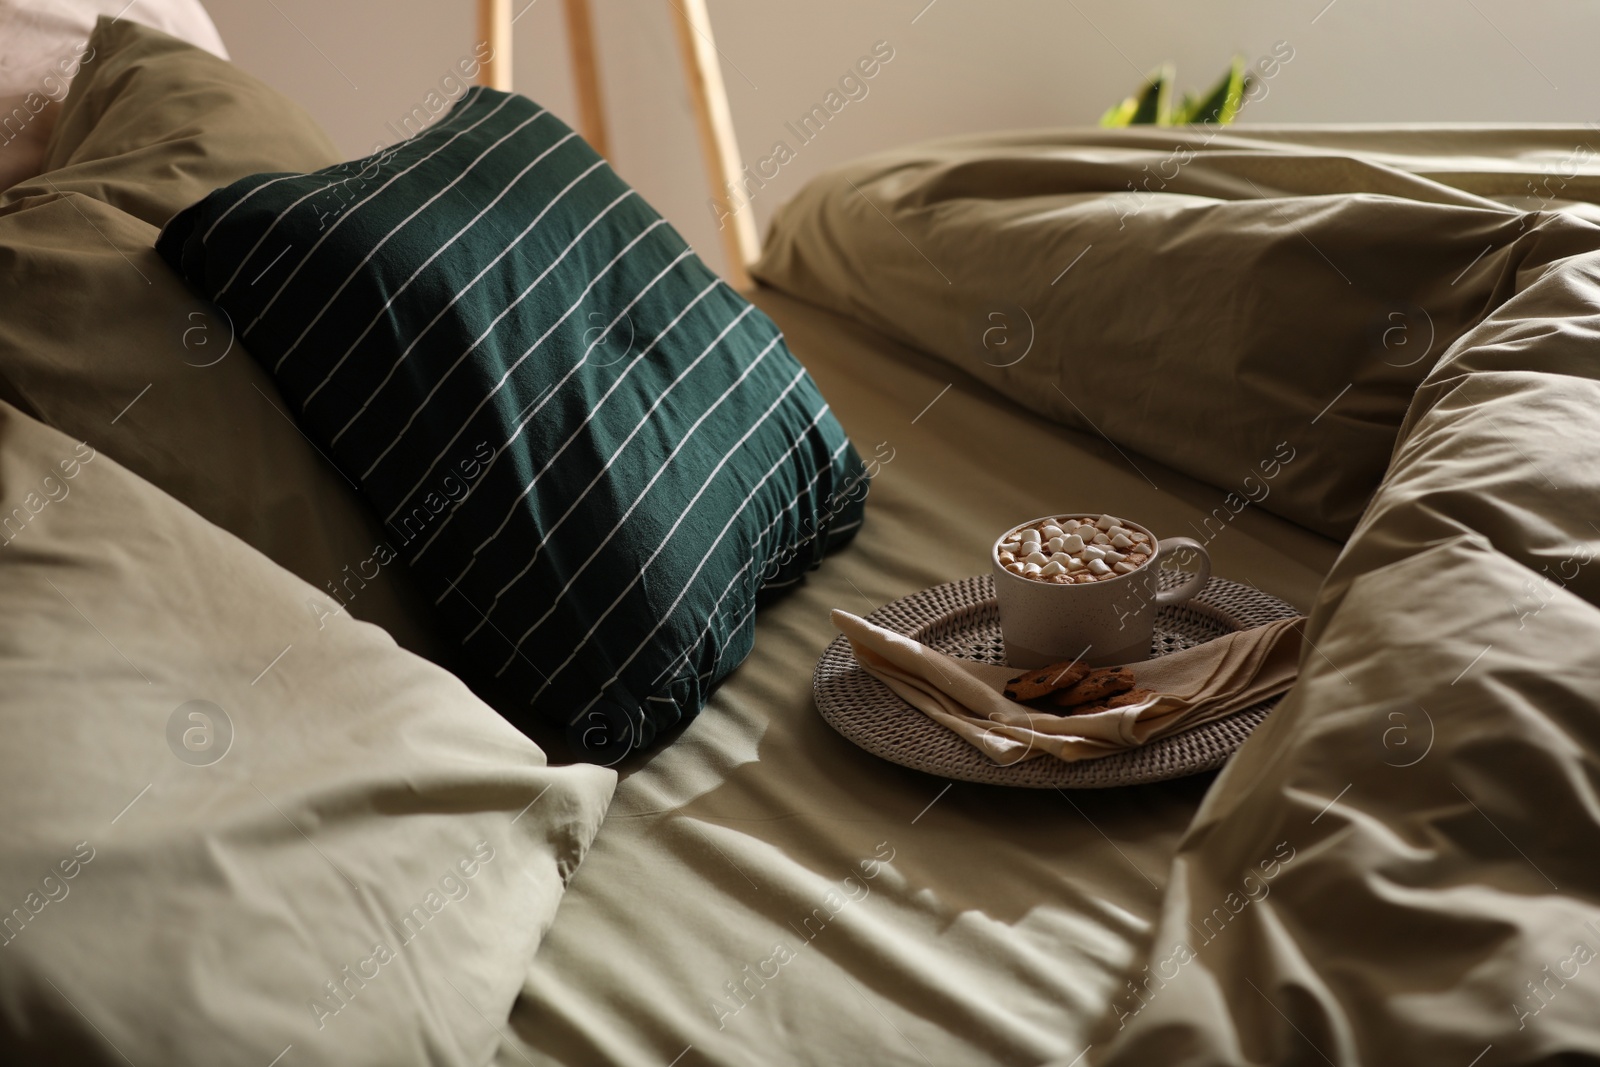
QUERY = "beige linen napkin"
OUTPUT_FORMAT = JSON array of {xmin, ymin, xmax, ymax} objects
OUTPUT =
[{"xmin": 831, "ymin": 610, "xmax": 1305, "ymax": 764}]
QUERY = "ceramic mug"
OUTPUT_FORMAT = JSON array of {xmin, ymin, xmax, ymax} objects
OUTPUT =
[{"xmin": 990, "ymin": 514, "xmax": 1211, "ymax": 668}]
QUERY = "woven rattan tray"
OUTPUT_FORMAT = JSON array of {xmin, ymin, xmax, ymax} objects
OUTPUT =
[{"xmin": 813, "ymin": 572, "xmax": 1300, "ymax": 788}]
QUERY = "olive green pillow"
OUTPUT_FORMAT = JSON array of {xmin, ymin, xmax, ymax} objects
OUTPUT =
[
  {"xmin": 0, "ymin": 397, "xmax": 615, "ymax": 1065},
  {"xmin": 0, "ymin": 17, "xmax": 445, "ymax": 658},
  {"xmin": 753, "ymin": 129, "xmax": 1600, "ymax": 539},
  {"xmin": 5, "ymin": 16, "xmax": 340, "ymax": 223}
]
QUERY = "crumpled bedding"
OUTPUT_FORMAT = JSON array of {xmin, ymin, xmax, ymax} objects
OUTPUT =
[
  {"xmin": 753, "ymin": 125, "xmax": 1600, "ymax": 1065},
  {"xmin": 752, "ymin": 124, "xmax": 1600, "ymax": 540},
  {"xmin": 1081, "ymin": 218, "xmax": 1600, "ymax": 1067}
]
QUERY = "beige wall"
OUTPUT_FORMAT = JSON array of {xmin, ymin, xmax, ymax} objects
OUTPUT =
[{"xmin": 200, "ymin": 0, "xmax": 1598, "ymax": 278}]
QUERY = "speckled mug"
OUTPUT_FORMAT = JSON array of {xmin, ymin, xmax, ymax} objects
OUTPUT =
[{"xmin": 990, "ymin": 514, "xmax": 1211, "ymax": 669}]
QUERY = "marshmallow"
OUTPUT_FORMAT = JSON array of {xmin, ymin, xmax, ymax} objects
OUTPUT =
[{"xmin": 1002, "ymin": 515, "xmax": 1158, "ymax": 585}]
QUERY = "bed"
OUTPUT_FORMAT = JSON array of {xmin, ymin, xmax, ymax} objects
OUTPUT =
[{"xmin": 5, "ymin": 6, "xmax": 1600, "ymax": 1067}]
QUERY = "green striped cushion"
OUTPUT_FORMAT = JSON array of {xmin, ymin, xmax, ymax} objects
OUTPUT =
[{"xmin": 157, "ymin": 88, "xmax": 866, "ymax": 761}]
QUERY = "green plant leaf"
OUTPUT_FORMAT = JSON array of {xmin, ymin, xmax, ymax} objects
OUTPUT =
[
  {"xmin": 1178, "ymin": 55, "xmax": 1248, "ymax": 125},
  {"xmin": 1098, "ymin": 96, "xmax": 1138, "ymax": 127},
  {"xmin": 1099, "ymin": 64, "xmax": 1174, "ymax": 127}
]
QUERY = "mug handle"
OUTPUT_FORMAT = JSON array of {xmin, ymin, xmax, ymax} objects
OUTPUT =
[{"xmin": 1153, "ymin": 536, "xmax": 1212, "ymax": 606}]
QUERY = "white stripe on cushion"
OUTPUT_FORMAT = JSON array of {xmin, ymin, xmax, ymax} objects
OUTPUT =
[
  {"xmin": 302, "ymin": 131, "xmax": 580, "ymax": 405},
  {"xmin": 327, "ymin": 159, "xmax": 610, "ymax": 443},
  {"xmin": 374, "ymin": 212, "xmax": 667, "ymax": 500},
  {"xmin": 647, "ymin": 436, "xmax": 850, "ymax": 689},
  {"xmin": 537, "ymin": 399, "xmax": 831, "ymax": 701},
  {"xmin": 494, "ymin": 364, "xmax": 804, "ymax": 673},
  {"xmin": 239, "ymin": 93, "xmax": 517, "ymax": 330},
  {"xmin": 216, "ymin": 90, "xmax": 509, "ymax": 301},
  {"xmin": 272, "ymin": 109, "xmax": 552, "ymax": 372},
  {"xmin": 416, "ymin": 274, "xmax": 726, "ymax": 569},
  {"xmin": 441, "ymin": 303, "xmax": 760, "ymax": 607}
]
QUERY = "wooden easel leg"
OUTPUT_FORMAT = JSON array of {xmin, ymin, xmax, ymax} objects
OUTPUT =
[
  {"xmin": 476, "ymin": 0, "xmax": 756, "ymax": 287},
  {"xmin": 563, "ymin": 0, "xmax": 610, "ymax": 158},
  {"xmin": 476, "ymin": 0, "xmax": 513, "ymax": 91},
  {"xmin": 670, "ymin": 0, "xmax": 759, "ymax": 288}
]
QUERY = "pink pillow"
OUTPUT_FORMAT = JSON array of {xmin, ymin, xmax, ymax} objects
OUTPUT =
[{"xmin": 0, "ymin": 0, "xmax": 226, "ymax": 191}]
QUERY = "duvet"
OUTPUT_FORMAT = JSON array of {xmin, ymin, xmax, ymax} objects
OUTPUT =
[{"xmin": 756, "ymin": 125, "xmax": 1600, "ymax": 1065}]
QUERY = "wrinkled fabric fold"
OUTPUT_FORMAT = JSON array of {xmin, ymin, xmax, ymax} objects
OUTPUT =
[{"xmin": 754, "ymin": 127, "xmax": 1600, "ymax": 539}]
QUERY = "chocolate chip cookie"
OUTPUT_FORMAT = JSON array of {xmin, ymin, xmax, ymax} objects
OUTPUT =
[
  {"xmin": 1048, "ymin": 666, "xmax": 1136, "ymax": 709},
  {"xmin": 1003, "ymin": 660, "xmax": 1092, "ymax": 701},
  {"xmin": 1058, "ymin": 687, "xmax": 1156, "ymax": 716}
]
